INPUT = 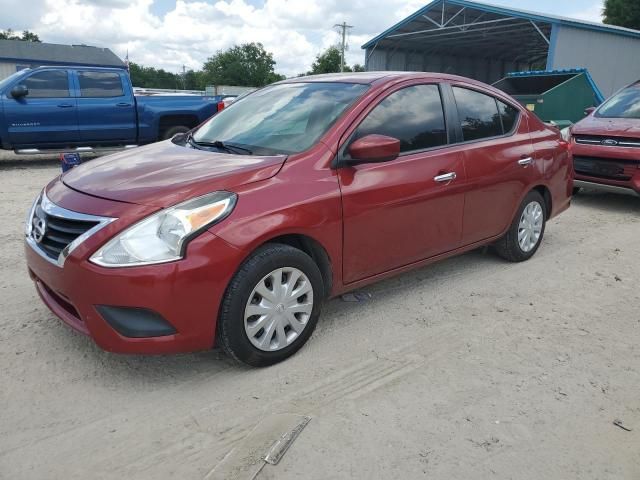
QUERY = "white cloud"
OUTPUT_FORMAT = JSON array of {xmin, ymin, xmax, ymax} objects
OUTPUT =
[
  {"xmin": 569, "ymin": 1, "xmax": 604, "ymax": 23},
  {"xmin": 0, "ymin": 0, "xmax": 606, "ymax": 77},
  {"xmin": 0, "ymin": 0, "xmax": 427, "ymax": 76}
]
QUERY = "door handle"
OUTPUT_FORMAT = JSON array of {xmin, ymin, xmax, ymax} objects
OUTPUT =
[
  {"xmin": 116, "ymin": 102, "xmax": 132, "ymax": 107},
  {"xmin": 518, "ymin": 157, "xmax": 534, "ymax": 166},
  {"xmin": 434, "ymin": 172, "xmax": 457, "ymax": 183},
  {"xmin": 57, "ymin": 103, "xmax": 73, "ymax": 108}
]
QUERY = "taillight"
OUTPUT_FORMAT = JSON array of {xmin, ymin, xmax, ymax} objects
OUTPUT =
[{"xmin": 217, "ymin": 101, "xmax": 225, "ymax": 111}]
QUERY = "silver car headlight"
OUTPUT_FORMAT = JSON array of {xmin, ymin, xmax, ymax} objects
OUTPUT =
[
  {"xmin": 90, "ymin": 191, "xmax": 237, "ymax": 267},
  {"xmin": 25, "ymin": 191, "xmax": 42, "ymax": 237}
]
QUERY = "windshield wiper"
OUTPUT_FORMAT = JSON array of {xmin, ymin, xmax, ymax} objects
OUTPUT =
[
  {"xmin": 210, "ymin": 141, "xmax": 253, "ymax": 155},
  {"xmin": 187, "ymin": 135, "xmax": 252, "ymax": 155}
]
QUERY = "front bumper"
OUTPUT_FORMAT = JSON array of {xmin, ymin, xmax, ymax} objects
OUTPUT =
[
  {"xmin": 25, "ymin": 184, "xmax": 245, "ymax": 354},
  {"xmin": 572, "ymin": 143, "xmax": 640, "ymax": 194},
  {"xmin": 574, "ymin": 179, "xmax": 640, "ymax": 197}
]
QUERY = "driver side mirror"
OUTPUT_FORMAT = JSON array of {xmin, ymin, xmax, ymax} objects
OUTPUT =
[
  {"xmin": 10, "ymin": 85, "xmax": 28, "ymax": 99},
  {"xmin": 584, "ymin": 106, "xmax": 596, "ymax": 116},
  {"xmin": 345, "ymin": 134, "xmax": 400, "ymax": 166}
]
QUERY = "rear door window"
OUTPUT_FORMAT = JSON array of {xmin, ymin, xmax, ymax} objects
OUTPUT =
[
  {"xmin": 498, "ymin": 100, "xmax": 519, "ymax": 133},
  {"xmin": 353, "ymin": 84, "xmax": 448, "ymax": 153},
  {"xmin": 22, "ymin": 70, "xmax": 69, "ymax": 98},
  {"xmin": 78, "ymin": 71, "xmax": 124, "ymax": 97},
  {"xmin": 452, "ymin": 87, "xmax": 503, "ymax": 141}
]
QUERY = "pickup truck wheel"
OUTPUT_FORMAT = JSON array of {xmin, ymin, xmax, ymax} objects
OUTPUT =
[
  {"xmin": 162, "ymin": 125, "xmax": 190, "ymax": 140},
  {"xmin": 494, "ymin": 191, "xmax": 546, "ymax": 262},
  {"xmin": 217, "ymin": 243, "xmax": 324, "ymax": 367}
]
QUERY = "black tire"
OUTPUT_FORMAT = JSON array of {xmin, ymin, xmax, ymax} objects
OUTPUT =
[
  {"xmin": 162, "ymin": 125, "xmax": 190, "ymax": 140},
  {"xmin": 217, "ymin": 243, "xmax": 324, "ymax": 367},
  {"xmin": 572, "ymin": 187, "xmax": 581, "ymax": 196},
  {"xmin": 494, "ymin": 190, "xmax": 546, "ymax": 262}
]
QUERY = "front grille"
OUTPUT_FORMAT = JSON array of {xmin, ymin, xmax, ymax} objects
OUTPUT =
[
  {"xmin": 33, "ymin": 205, "xmax": 99, "ymax": 260},
  {"xmin": 575, "ymin": 135, "xmax": 640, "ymax": 148},
  {"xmin": 573, "ymin": 156, "xmax": 638, "ymax": 181},
  {"xmin": 26, "ymin": 193, "xmax": 114, "ymax": 265}
]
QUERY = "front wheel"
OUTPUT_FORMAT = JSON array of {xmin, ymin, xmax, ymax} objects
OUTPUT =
[
  {"xmin": 217, "ymin": 244, "xmax": 324, "ymax": 367},
  {"xmin": 494, "ymin": 191, "xmax": 546, "ymax": 262}
]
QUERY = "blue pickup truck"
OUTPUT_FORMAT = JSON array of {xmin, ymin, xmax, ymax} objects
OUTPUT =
[{"xmin": 0, "ymin": 66, "xmax": 221, "ymax": 152}]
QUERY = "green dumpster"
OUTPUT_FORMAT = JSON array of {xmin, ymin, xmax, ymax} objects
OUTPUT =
[{"xmin": 492, "ymin": 68, "xmax": 604, "ymax": 127}]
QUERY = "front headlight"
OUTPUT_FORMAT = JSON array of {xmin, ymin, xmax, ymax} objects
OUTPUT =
[
  {"xmin": 90, "ymin": 191, "xmax": 236, "ymax": 267},
  {"xmin": 560, "ymin": 127, "xmax": 572, "ymax": 142},
  {"xmin": 25, "ymin": 191, "xmax": 42, "ymax": 237}
]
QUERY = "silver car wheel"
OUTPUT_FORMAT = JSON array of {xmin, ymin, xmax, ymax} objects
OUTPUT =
[
  {"xmin": 244, "ymin": 267, "xmax": 314, "ymax": 352},
  {"xmin": 518, "ymin": 201, "xmax": 544, "ymax": 253}
]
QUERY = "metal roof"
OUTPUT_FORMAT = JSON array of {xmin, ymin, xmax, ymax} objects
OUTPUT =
[
  {"xmin": 0, "ymin": 40, "xmax": 124, "ymax": 68},
  {"xmin": 362, "ymin": 0, "xmax": 640, "ymax": 52}
]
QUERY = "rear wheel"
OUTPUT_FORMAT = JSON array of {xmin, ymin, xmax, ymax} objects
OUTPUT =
[
  {"xmin": 162, "ymin": 125, "xmax": 190, "ymax": 140},
  {"xmin": 217, "ymin": 244, "xmax": 324, "ymax": 367},
  {"xmin": 494, "ymin": 190, "xmax": 546, "ymax": 262}
]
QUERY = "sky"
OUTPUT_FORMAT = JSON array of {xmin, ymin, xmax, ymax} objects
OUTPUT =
[{"xmin": 0, "ymin": 0, "xmax": 605, "ymax": 77}]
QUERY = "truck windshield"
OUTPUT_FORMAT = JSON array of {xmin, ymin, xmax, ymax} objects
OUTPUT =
[
  {"xmin": 596, "ymin": 83, "xmax": 640, "ymax": 119},
  {"xmin": 192, "ymin": 82, "xmax": 369, "ymax": 155}
]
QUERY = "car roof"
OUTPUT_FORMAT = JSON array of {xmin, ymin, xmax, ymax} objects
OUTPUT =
[
  {"xmin": 29, "ymin": 65, "xmax": 127, "ymax": 72},
  {"xmin": 280, "ymin": 71, "xmax": 515, "ymax": 102},
  {"xmin": 283, "ymin": 71, "xmax": 492, "ymax": 86}
]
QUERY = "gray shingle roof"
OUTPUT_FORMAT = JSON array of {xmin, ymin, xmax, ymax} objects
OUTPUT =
[{"xmin": 0, "ymin": 39, "xmax": 124, "ymax": 67}]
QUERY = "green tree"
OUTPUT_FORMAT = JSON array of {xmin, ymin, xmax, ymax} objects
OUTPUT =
[
  {"xmin": 129, "ymin": 62, "xmax": 184, "ymax": 89},
  {"xmin": 603, "ymin": 0, "xmax": 640, "ymax": 29},
  {"xmin": 308, "ymin": 47, "xmax": 366, "ymax": 75},
  {"xmin": 183, "ymin": 69, "xmax": 205, "ymax": 90},
  {"xmin": 0, "ymin": 29, "xmax": 41, "ymax": 42},
  {"xmin": 202, "ymin": 43, "xmax": 284, "ymax": 87},
  {"xmin": 309, "ymin": 46, "xmax": 342, "ymax": 74}
]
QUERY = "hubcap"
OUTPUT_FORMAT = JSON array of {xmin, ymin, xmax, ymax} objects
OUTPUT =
[
  {"xmin": 518, "ymin": 201, "xmax": 543, "ymax": 253},
  {"xmin": 244, "ymin": 267, "xmax": 314, "ymax": 352}
]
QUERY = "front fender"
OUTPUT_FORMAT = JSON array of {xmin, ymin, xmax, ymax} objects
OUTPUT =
[{"xmin": 208, "ymin": 148, "xmax": 344, "ymax": 294}]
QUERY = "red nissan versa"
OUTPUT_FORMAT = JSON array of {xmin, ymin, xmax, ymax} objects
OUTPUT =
[
  {"xmin": 571, "ymin": 81, "xmax": 640, "ymax": 196},
  {"xmin": 24, "ymin": 72, "xmax": 572, "ymax": 366}
]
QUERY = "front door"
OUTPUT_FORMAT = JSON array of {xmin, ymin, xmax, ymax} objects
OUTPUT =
[
  {"xmin": 338, "ymin": 83, "xmax": 466, "ymax": 284},
  {"xmin": 4, "ymin": 69, "xmax": 78, "ymax": 148}
]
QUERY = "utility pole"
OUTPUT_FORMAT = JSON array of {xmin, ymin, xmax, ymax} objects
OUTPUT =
[{"xmin": 334, "ymin": 21, "xmax": 353, "ymax": 72}]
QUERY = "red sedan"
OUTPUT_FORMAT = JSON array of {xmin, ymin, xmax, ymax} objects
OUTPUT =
[
  {"xmin": 25, "ymin": 72, "xmax": 572, "ymax": 366},
  {"xmin": 571, "ymin": 81, "xmax": 640, "ymax": 196}
]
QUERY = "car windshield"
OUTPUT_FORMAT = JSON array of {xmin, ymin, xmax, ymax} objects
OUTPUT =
[
  {"xmin": 596, "ymin": 83, "xmax": 640, "ymax": 119},
  {"xmin": 192, "ymin": 82, "xmax": 369, "ymax": 155},
  {"xmin": 0, "ymin": 70, "xmax": 27, "ymax": 92}
]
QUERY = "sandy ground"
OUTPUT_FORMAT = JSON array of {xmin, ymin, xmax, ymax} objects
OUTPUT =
[{"xmin": 1, "ymin": 158, "xmax": 639, "ymax": 480}]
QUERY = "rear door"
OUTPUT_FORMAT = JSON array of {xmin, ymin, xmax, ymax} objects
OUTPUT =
[
  {"xmin": 3, "ymin": 69, "xmax": 78, "ymax": 147},
  {"xmin": 449, "ymin": 85, "xmax": 537, "ymax": 245},
  {"xmin": 338, "ymin": 82, "xmax": 466, "ymax": 283},
  {"xmin": 74, "ymin": 70, "xmax": 136, "ymax": 144}
]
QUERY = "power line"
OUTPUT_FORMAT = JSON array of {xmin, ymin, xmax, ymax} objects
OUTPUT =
[{"xmin": 334, "ymin": 21, "xmax": 354, "ymax": 72}]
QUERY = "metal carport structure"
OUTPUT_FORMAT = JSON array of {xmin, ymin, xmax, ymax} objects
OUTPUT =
[{"xmin": 362, "ymin": 0, "xmax": 640, "ymax": 97}]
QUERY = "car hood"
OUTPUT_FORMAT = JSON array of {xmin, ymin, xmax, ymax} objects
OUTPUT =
[
  {"xmin": 573, "ymin": 115, "xmax": 640, "ymax": 137},
  {"xmin": 62, "ymin": 141, "xmax": 286, "ymax": 207}
]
